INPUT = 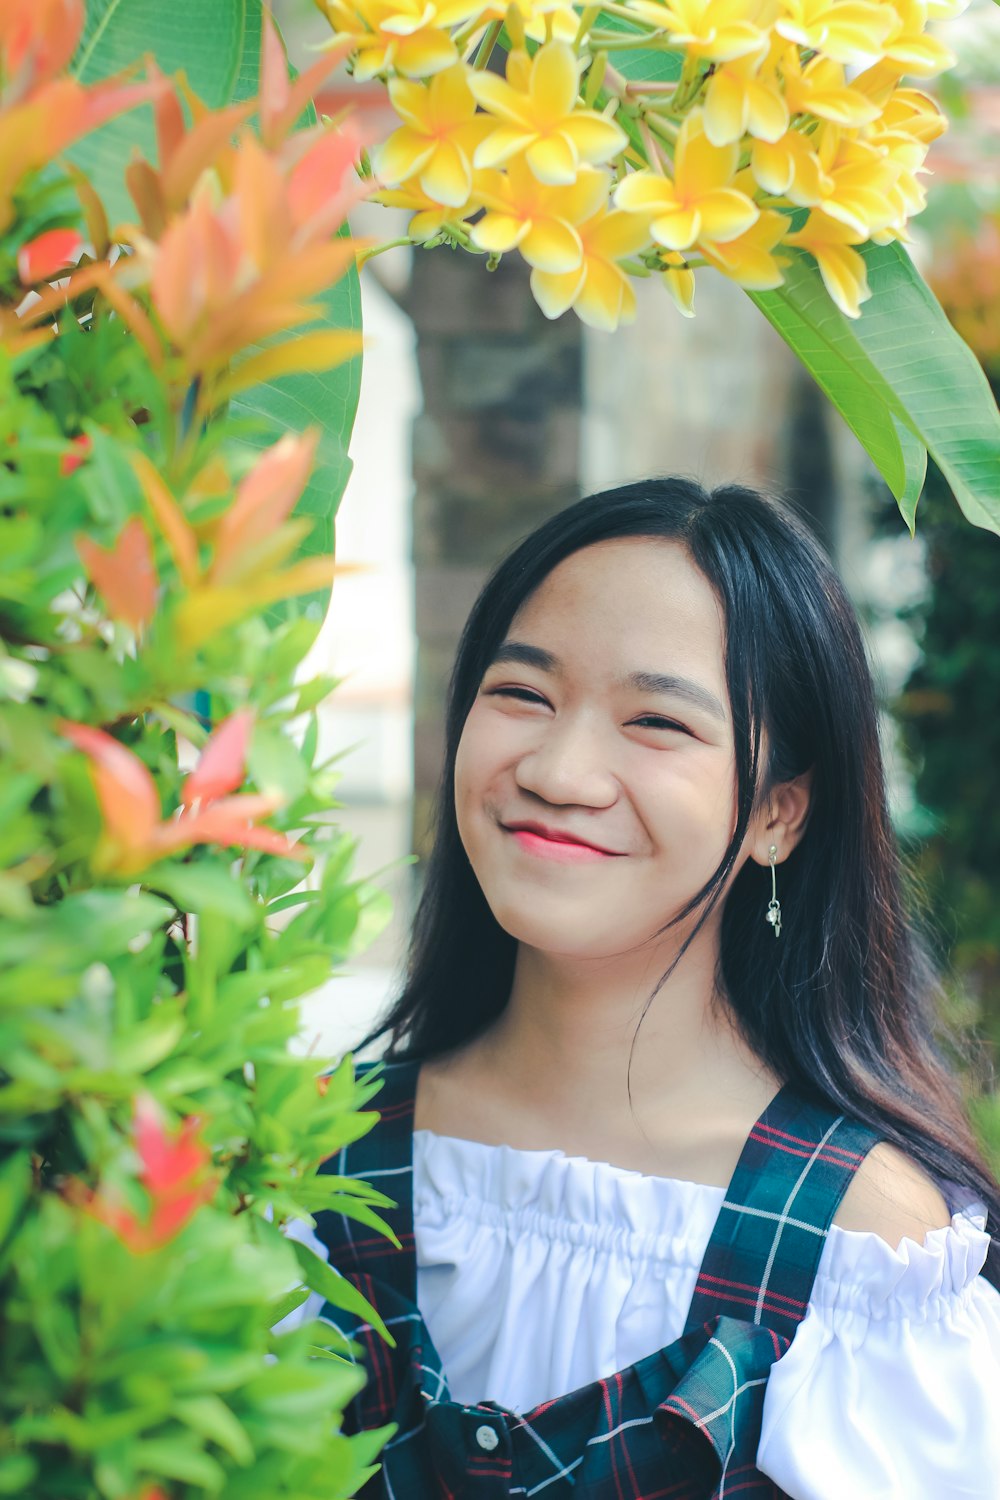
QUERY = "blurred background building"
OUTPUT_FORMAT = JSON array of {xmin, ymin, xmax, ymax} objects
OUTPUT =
[{"xmin": 277, "ymin": 0, "xmax": 1000, "ymax": 1125}]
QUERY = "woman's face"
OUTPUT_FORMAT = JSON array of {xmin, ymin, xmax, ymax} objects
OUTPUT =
[{"xmin": 454, "ymin": 537, "xmax": 756, "ymax": 961}]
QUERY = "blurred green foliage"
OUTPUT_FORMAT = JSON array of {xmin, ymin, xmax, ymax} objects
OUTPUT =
[
  {"xmin": 893, "ymin": 440, "xmax": 1000, "ymax": 1168},
  {"xmin": 0, "ymin": 2, "xmax": 395, "ymax": 1496}
]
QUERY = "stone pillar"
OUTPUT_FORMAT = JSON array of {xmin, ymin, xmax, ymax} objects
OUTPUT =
[
  {"xmin": 403, "ymin": 249, "xmax": 584, "ymax": 854},
  {"xmin": 581, "ymin": 272, "xmax": 801, "ymax": 500}
]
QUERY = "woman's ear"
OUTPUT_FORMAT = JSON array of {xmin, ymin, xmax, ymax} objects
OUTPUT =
[{"xmin": 748, "ymin": 769, "xmax": 813, "ymax": 867}]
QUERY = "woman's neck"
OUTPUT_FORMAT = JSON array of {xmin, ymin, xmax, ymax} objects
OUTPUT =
[{"xmin": 416, "ymin": 923, "xmax": 783, "ymax": 1182}]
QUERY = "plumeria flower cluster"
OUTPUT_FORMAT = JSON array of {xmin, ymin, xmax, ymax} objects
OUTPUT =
[{"xmin": 316, "ymin": 0, "xmax": 964, "ymax": 325}]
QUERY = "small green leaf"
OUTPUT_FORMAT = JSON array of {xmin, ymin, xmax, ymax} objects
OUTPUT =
[
  {"xmin": 173, "ymin": 1394, "xmax": 255, "ymax": 1466},
  {"xmin": 288, "ymin": 1241, "xmax": 396, "ymax": 1347},
  {"xmin": 269, "ymin": 1284, "xmax": 311, "ymax": 1326},
  {"xmin": 130, "ymin": 1437, "xmax": 227, "ymax": 1489},
  {"xmin": 249, "ymin": 722, "xmax": 310, "ymax": 804},
  {"xmin": 0, "ymin": 1454, "xmax": 37, "ymax": 1495},
  {"xmin": 145, "ymin": 860, "xmax": 259, "ymax": 927},
  {"xmin": 0, "ymin": 1149, "xmax": 31, "ymax": 1249}
]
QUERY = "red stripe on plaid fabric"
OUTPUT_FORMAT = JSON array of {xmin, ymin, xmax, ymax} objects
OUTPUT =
[
  {"xmin": 751, "ymin": 1120, "xmax": 864, "ymax": 1162},
  {"xmin": 663, "ymin": 1393, "xmax": 704, "ymax": 1427},
  {"xmin": 765, "ymin": 1326, "xmax": 784, "ymax": 1360},
  {"xmin": 358, "ymin": 1269, "xmax": 392, "ymax": 1421},
  {"xmin": 600, "ymin": 1375, "xmax": 631, "ymax": 1500},
  {"xmin": 691, "ymin": 1285, "xmax": 809, "ymax": 1320},
  {"xmin": 520, "ymin": 1396, "xmax": 562, "ymax": 1420},
  {"xmin": 615, "ymin": 1369, "xmax": 644, "ymax": 1499},
  {"xmin": 694, "ymin": 1271, "xmax": 807, "ymax": 1312},
  {"xmin": 437, "ymin": 1471, "xmax": 458, "ymax": 1500},
  {"xmin": 358, "ymin": 1331, "xmax": 392, "ymax": 1425},
  {"xmin": 746, "ymin": 1128, "xmax": 864, "ymax": 1168},
  {"xmin": 336, "ymin": 1230, "xmax": 415, "ymax": 1256},
  {"xmin": 372, "ymin": 1098, "xmax": 415, "ymax": 1123}
]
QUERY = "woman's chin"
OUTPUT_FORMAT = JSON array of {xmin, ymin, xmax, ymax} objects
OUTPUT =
[{"xmin": 488, "ymin": 904, "xmax": 640, "ymax": 961}]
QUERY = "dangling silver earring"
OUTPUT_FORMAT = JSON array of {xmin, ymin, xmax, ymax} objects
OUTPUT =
[{"xmin": 766, "ymin": 845, "xmax": 782, "ymax": 938}]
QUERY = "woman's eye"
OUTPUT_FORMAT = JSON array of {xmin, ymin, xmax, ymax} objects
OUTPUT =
[
  {"xmin": 488, "ymin": 686, "xmax": 547, "ymax": 705},
  {"xmin": 631, "ymin": 715, "xmax": 690, "ymax": 734}
]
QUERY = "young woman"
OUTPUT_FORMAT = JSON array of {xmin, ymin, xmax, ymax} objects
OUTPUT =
[{"xmin": 308, "ymin": 479, "xmax": 1000, "ymax": 1499}]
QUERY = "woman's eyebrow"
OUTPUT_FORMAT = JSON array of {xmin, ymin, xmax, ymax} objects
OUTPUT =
[{"xmin": 489, "ymin": 642, "xmax": 728, "ymax": 722}]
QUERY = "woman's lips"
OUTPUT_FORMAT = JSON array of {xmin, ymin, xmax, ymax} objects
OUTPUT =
[{"xmin": 506, "ymin": 828, "xmax": 618, "ymax": 862}]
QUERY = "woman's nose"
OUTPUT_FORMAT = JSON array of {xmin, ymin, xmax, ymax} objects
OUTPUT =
[{"xmin": 513, "ymin": 717, "xmax": 618, "ymax": 807}]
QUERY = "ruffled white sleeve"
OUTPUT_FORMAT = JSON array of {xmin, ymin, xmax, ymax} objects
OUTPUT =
[{"xmin": 757, "ymin": 1206, "xmax": 1000, "ymax": 1499}]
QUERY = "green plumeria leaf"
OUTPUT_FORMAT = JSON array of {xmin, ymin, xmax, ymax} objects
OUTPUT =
[{"xmin": 750, "ymin": 245, "xmax": 1000, "ymax": 535}]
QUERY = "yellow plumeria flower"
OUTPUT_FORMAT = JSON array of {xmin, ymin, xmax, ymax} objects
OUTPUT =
[
  {"xmin": 863, "ymin": 87, "xmax": 945, "ymax": 221},
  {"xmin": 530, "ymin": 205, "xmax": 651, "ymax": 329},
  {"xmin": 816, "ymin": 135, "xmax": 903, "ymax": 238},
  {"xmin": 880, "ymin": 0, "xmax": 955, "ymax": 76},
  {"xmin": 785, "ymin": 209, "xmax": 870, "ymax": 317},
  {"xmin": 849, "ymin": 56, "xmax": 911, "ymax": 110},
  {"xmin": 373, "ymin": 179, "xmax": 484, "ymax": 239},
  {"xmin": 479, "ymin": 0, "xmax": 581, "ymax": 43},
  {"xmin": 702, "ymin": 39, "xmax": 788, "ymax": 145},
  {"xmin": 858, "ymin": 91, "xmax": 941, "ymax": 223},
  {"xmin": 614, "ymin": 110, "xmax": 758, "ymax": 251},
  {"xmin": 624, "ymin": 0, "xmax": 773, "ymax": 62},
  {"xmin": 374, "ymin": 65, "xmax": 493, "ymax": 206},
  {"xmin": 869, "ymin": 85, "xmax": 947, "ymax": 147},
  {"xmin": 317, "ymin": 0, "xmax": 485, "ymax": 79},
  {"xmin": 469, "ymin": 43, "xmax": 627, "ymax": 186},
  {"xmin": 470, "ymin": 160, "xmax": 610, "ymax": 271},
  {"xmin": 698, "ymin": 202, "xmax": 789, "ymax": 287},
  {"xmin": 661, "ymin": 253, "xmax": 697, "ymax": 317},
  {"xmin": 781, "ymin": 48, "xmax": 883, "ymax": 127},
  {"xmin": 776, "ymin": 0, "xmax": 894, "ymax": 65},
  {"xmin": 751, "ymin": 123, "xmax": 833, "ymax": 204}
]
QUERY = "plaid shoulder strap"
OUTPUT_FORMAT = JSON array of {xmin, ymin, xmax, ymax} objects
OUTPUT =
[
  {"xmin": 683, "ymin": 1084, "xmax": 881, "ymax": 1343},
  {"xmin": 315, "ymin": 1057, "xmax": 419, "ymax": 1302}
]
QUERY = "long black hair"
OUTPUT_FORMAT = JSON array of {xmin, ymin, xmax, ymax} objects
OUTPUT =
[{"xmin": 364, "ymin": 477, "xmax": 1000, "ymax": 1281}]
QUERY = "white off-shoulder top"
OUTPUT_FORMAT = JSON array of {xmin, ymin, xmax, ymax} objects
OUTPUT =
[{"xmin": 413, "ymin": 1129, "xmax": 1000, "ymax": 1499}]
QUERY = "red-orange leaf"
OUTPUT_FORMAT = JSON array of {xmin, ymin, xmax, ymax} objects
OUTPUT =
[
  {"xmin": 161, "ymin": 100, "xmax": 256, "ymax": 210},
  {"xmin": 130, "ymin": 452, "xmax": 200, "ymax": 586},
  {"xmin": 17, "ymin": 226, "xmax": 82, "ymax": 284},
  {"xmin": 60, "ymin": 433, "xmax": 91, "ymax": 476},
  {"xmin": 76, "ymin": 515, "xmax": 158, "ymax": 629},
  {"xmin": 135, "ymin": 1093, "xmax": 210, "ymax": 1198},
  {"xmin": 259, "ymin": 7, "xmax": 352, "ymax": 150},
  {"xmin": 1, "ymin": 0, "xmax": 84, "ymax": 99},
  {"xmin": 57, "ymin": 720, "xmax": 160, "ymax": 851},
  {"xmin": 180, "ymin": 708, "xmax": 253, "ymax": 806},
  {"xmin": 211, "ymin": 431, "xmax": 319, "ymax": 585},
  {"xmin": 287, "ymin": 123, "xmax": 365, "ymax": 245},
  {"xmin": 234, "ymin": 134, "xmax": 293, "ymax": 273}
]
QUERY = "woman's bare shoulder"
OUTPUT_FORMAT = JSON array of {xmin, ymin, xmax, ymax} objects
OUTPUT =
[{"xmin": 833, "ymin": 1140, "xmax": 952, "ymax": 1249}]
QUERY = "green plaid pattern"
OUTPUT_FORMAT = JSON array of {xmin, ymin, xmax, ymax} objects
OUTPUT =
[{"xmin": 313, "ymin": 1059, "xmax": 879, "ymax": 1499}]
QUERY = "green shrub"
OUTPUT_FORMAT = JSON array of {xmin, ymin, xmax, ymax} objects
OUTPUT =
[{"xmin": 0, "ymin": 4, "xmax": 394, "ymax": 1494}]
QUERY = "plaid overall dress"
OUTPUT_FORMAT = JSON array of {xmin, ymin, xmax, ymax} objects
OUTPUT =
[{"xmin": 314, "ymin": 1058, "xmax": 881, "ymax": 1500}]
